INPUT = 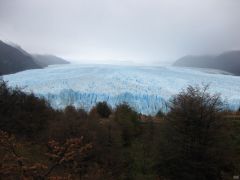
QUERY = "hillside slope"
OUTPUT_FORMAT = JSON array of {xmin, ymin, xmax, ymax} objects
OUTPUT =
[
  {"xmin": 0, "ymin": 41, "xmax": 40, "ymax": 75},
  {"xmin": 173, "ymin": 51, "xmax": 240, "ymax": 75},
  {"xmin": 33, "ymin": 54, "xmax": 69, "ymax": 68},
  {"xmin": 0, "ymin": 41, "xmax": 70, "ymax": 75}
]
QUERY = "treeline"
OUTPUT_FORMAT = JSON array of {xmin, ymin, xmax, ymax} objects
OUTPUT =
[{"xmin": 0, "ymin": 80, "xmax": 240, "ymax": 179}]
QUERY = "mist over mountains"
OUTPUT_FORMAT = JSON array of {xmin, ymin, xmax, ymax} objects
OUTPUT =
[
  {"xmin": 0, "ymin": 41, "xmax": 69, "ymax": 75},
  {"xmin": 32, "ymin": 54, "xmax": 69, "ymax": 68},
  {"xmin": 174, "ymin": 51, "xmax": 240, "ymax": 75},
  {"xmin": 1, "ymin": 38, "xmax": 240, "ymax": 77}
]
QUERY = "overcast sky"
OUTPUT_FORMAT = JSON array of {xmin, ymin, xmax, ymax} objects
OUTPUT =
[{"xmin": 0, "ymin": 0, "xmax": 240, "ymax": 64}]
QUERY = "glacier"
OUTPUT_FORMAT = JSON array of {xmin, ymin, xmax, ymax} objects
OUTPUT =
[{"xmin": 3, "ymin": 64, "xmax": 240, "ymax": 115}]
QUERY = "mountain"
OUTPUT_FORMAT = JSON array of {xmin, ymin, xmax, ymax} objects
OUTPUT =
[
  {"xmin": 0, "ymin": 41, "xmax": 41, "ymax": 75},
  {"xmin": 173, "ymin": 51, "xmax": 240, "ymax": 75},
  {"xmin": 4, "ymin": 64, "xmax": 240, "ymax": 115},
  {"xmin": 0, "ymin": 40, "xmax": 70, "ymax": 75},
  {"xmin": 33, "ymin": 54, "xmax": 70, "ymax": 68}
]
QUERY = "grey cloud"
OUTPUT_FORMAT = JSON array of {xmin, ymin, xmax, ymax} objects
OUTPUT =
[{"xmin": 0, "ymin": 0, "xmax": 240, "ymax": 64}]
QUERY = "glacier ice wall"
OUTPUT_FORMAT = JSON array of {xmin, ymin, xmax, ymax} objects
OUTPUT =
[{"xmin": 3, "ymin": 64, "xmax": 240, "ymax": 115}]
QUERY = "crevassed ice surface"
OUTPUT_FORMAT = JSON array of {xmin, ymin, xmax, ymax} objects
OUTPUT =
[{"xmin": 3, "ymin": 64, "xmax": 240, "ymax": 115}]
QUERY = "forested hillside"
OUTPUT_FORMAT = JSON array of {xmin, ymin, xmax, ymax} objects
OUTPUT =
[
  {"xmin": 0, "ymin": 41, "xmax": 40, "ymax": 75},
  {"xmin": 0, "ymin": 41, "xmax": 70, "ymax": 75},
  {"xmin": 174, "ymin": 51, "xmax": 240, "ymax": 75}
]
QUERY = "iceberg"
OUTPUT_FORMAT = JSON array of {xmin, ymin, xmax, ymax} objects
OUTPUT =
[{"xmin": 3, "ymin": 64, "xmax": 240, "ymax": 115}]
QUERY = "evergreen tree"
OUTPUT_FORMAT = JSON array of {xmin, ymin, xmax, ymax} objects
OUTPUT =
[{"xmin": 96, "ymin": 101, "xmax": 111, "ymax": 118}]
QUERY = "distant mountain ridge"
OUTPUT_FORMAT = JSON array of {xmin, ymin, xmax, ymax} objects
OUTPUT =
[
  {"xmin": 173, "ymin": 51, "xmax": 240, "ymax": 75},
  {"xmin": 0, "ymin": 40, "xmax": 70, "ymax": 75},
  {"xmin": 33, "ymin": 54, "xmax": 69, "ymax": 68}
]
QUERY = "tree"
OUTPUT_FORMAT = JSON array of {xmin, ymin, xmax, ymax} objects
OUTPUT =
[
  {"xmin": 157, "ymin": 85, "xmax": 233, "ymax": 180},
  {"xmin": 114, "ymin": 103, "xmax": 140, "ymax": 147},
  {"xmin": 0, "ymin": 130, "xmax": 48, "ymax": 179},
  {"xmin": 48, "ymin": 106, "xmax": 89, "ymax": 140},
  {"xmin": 45, "ymin": 137, "xmax": 92, "ymax": 179},
  {"xmin": 96, "ymin": 101, "xmax": 111, "ymax": 118},
  {"xmin": 113, "ymin": 104, "xmax": 141, "ymax": 179},
  {"xmin": 0, "ymin": 81, "xmax": 52, "ymax": 139},
  {"xmin": 0, "ymin": 130, "xmax": 92, "ymax": 179},
  {"xmin": 156, "ymin": 109, "xmax": 165, "ymax": 118}
]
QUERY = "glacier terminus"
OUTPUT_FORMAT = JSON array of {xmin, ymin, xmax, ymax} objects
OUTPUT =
[{"xmin": 3, "ymin": 64, "xmax": 240, "ymax": 115}]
